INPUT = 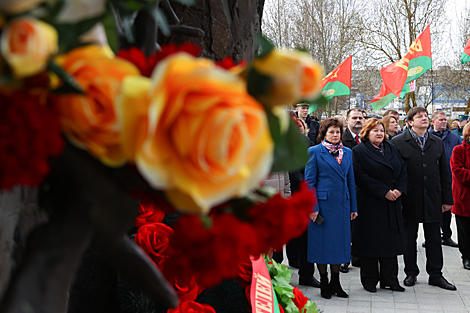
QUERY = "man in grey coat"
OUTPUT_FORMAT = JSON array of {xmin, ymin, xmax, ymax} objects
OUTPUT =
[{"xmin": 391, "ymin": 107, "xmax": 456, "ymax": 291}]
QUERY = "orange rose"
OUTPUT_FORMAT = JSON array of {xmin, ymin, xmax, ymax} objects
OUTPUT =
[
  {"xmin": 252, "ymin": 49, "xmax": 323, "ymax": 106},
  {"xmin": 1, "ymin": 18, "xmax": 57, "ymax": 78},
  {"xmin": 117, "ymin": 53, "xmax": 273, "ymax": 213},
  {"xmin": 50, "ymin": 45, "xmax": 139, "ymax": 166}
]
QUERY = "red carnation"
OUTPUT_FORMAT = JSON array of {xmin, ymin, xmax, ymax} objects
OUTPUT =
[
  {"xmin": 134, "ymin": 199, "xmax": 165, "ymax": 228},
  {"xmin": 0, "ymin": 90, "xmax": 63, "ymax": 190},
  {"xmin": 292, "ymin": 287, "xmax": 309, "ymax": 312},
  {"xmin": 215, "ymin": 56, "xmax": 247, "ymax": 69},
  {"xmin": 117, "ymin": 43, "xmax": 201, "ymax": 77},
  {"xmin": 167, "ymin": 301, "xmax": 215, "ymax": 313},
  {"xmin": 249, "ymin": 182, "xmax": 316, "ymax": 252},
  {"xmin": 134, "ymin": 223, "xmax": 175, "ymax": 267},
  {"xmin": 163, "ymin": 214, "xmax": 258, "ymax": 287}
]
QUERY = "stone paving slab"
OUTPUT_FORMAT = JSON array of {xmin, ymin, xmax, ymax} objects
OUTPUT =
[{"xmin": 286, "ymin": 220, "xmax": 470, "ymax": 312}]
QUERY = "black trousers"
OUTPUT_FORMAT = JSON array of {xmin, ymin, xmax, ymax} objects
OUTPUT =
[
  {"xmin": 360, "ymin": 256, "xmax": 398, "ymax": 288},
  {"xmin": 441, "ymin": 210, "xmax": 453, "ymax": 240},
  {"xmin": 456, "ymin": 215, "xmax": 470, "ymax": 260},
  {"xmin": 298, "ymin": 230, "xmax": 315, "ymax": 278},
  {"xmin": 404, "ymin": 221, "xmax": 443, "ymax": 278}
]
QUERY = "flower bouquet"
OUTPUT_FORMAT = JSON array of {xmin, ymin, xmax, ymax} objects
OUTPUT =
[{"xmin": 0, "ymin": 0, "xmax": 324, "ymax": 311}]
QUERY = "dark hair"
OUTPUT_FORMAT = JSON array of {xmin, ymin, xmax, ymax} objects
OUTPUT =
[
  {"xmin": 346, "ymin": 108, "xmax": 362, "ymax": 118},
  {"xmin": 360, "ymin": 118, "xmax": 388, "ymax": 142},
  {"xmin": 407, "ymin": 107, "xmax": 428, "ymax": 122},
  {"xmin": 317, "ymin": 118, "xmax": 344, "ymax": 144},
  {"xmin": 384, "ymin": 109, "xmax": 399, "ymax": 117}
]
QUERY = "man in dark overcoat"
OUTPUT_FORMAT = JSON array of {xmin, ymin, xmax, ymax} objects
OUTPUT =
[
  {"xmin": 391, "ymin": 107, "xmax": 456, "ymax": 290},
  {"xmin": 340, "ymin": 108, "xmax": 364, "ymax": 273}
]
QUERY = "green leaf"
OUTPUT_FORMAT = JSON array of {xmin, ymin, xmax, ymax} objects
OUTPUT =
[
  {"xmin": 125, "ymin": 1, "xmax": 145, "ymax": 11},
  {"xmin": 47, "ymin": 61, "xmax": 85, "ymax": 94},
  {"xmin": 200, "ymin": 215, "xmax": 213, "ymax": 229},
  {"xmin": 246, "ymin": 67, "xmax": 273, "ymax": 101},
  {"xmin": 43, "ymin": 0, "xmax": 65, "ymax": 23},
  {"xmin": 173, "ymin": 0, "xmax": 196, "ymax": 5},
  {"xmin": 255, "ymin": 34, "xmax": 275, "ymax": 59},
  {"xmin": 102, "ymin": 12, "xmax": 119, "ymax": 53},
  {"xmin": 150, "ymin": 6, "xmax": 170, "ymax": 36},
  {"xmin": 54, "ymin": 14, "xmax": 105, "ymax": 52},
  {"xmin": 270, "ymin": 116, "xmax": 309, "ymax": 172}
]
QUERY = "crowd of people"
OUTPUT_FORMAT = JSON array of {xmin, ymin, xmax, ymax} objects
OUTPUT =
[{"xmin": 269, "ymin": 104, "xmax": 470, "ymax": 300}]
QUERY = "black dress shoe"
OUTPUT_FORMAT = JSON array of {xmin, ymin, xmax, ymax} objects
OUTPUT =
[
  {"xmin": 442, "ymin": 238, "xmax": 459, "ymax": 247},
  {"xmin": 380, "ymin": 282, "xmax": 405, "ymax": 292},
  {"xmin": 463, "ymin": 259, "xmax": 470, "ymax": 270},
  {"xmin": 299, "ymin": 276, "xmax": 321, "ymax": 288},
  {"xmin": 428, "ymin": 276, "xmax": 457, "ymax": 290},
  {"xmin": 403, "ymin": 275, "xmax": 417, "ymax": 286},
  {"xmin": 339, "ymin": 263, "xmax": 349, "ymax": 273}
]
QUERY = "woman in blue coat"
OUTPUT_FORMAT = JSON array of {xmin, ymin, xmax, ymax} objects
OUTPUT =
[{"xmin": 305, "ymin": 118, "xmax": 358, "ymax": 299}]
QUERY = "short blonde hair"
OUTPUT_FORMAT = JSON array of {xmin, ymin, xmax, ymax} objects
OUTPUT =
[{"xmin": 360, "ymin": 118, "xmax": 388, "ymax": 142}]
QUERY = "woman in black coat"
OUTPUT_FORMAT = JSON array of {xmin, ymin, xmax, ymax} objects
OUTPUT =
[{"xmin": 351, "ymin": 118, "xmax": 407, "ymax": 293}]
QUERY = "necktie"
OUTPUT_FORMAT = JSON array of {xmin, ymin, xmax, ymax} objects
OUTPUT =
[{"xmin": 355, "ymin": 134, "xmax": 360, "ymax": 144}]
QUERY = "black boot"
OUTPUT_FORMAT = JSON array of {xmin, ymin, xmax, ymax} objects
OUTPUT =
[
  {"xmin": 320, "ymin": 273, "xmax": 332, "ymax": 299},
  {"xmin": 330, "ymin": 272, "xmax": 349, "ymax": 298}
]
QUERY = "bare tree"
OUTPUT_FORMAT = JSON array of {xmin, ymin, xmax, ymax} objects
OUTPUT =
[{"xmin": 355, "ymin": 0, "xmax": 449, "ymax": 112}]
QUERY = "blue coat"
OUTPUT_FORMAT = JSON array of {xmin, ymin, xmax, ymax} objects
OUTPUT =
[{"xmin": 305, "ymin": 144, "xmax": 358, "ymax": 264}]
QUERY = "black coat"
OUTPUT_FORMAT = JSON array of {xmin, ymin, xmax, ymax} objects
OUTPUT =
[
  {"xmin": 351, "ymin": 141, "xmax": 407, "ymax": 258},
  {"xmin": 343, "ymin": 128, "xmax": 358, "ymax": 150},
  {"xmin": 390, "ymin": 130, "xmax": 453, "ymax": 223}
]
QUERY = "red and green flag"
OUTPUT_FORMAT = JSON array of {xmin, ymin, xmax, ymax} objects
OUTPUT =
[
  {"xmin": 371, "ymin": 25, "xmax": 432, "ymax": 111},
  {"xmin": 309, "ymin": 55, "xmax": 352, "ymax": 114},
  {"xmin": 461, "ymin": 37, "xmax": 470, "ymax": 64}
]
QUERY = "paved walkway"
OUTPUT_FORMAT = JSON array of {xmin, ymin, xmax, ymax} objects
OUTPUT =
[{"xmin": 287, "ymin": 220, "xmax": 470, "ymax": 312}]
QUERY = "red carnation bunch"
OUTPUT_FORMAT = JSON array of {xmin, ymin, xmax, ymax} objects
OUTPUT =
[
  {"xmin": 248, "ymin": 182, "xmax": 316, "ymax": 252},
  {"xmin": 163, "ymin": 214, "xmax": 258, "ymax": 288},
  {"xmin": 0, "ymin": 90, "xmax": 63, "ymax": 190},
  {"xmin": 117, "ymin": 42, "xmax": 201, "ymax": 77}
]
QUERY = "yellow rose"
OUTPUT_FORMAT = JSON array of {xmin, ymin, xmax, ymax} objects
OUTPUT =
[
  {"xmin": 117, "ymin": 53, "xmax": 274, "ymax": 213},
  {"xmin": 1, "ymin": 18, "xmax": 58, "ymax": 78},
  {"xmin": 50, "ymin": 45, "xmax": 140, "ymax": 166},
  {"xmin": 252, "ymin": 50, "xmax": 323, "ymax": 106}
]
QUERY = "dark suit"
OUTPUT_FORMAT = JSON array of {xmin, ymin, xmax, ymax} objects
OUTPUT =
[
  {"xmin": 391, "ymin": 130, "xmax": 453, "ymax": 278},
  {"xmin": 343, "ymin": 128, "xmax": 359, "ymax": 150},
  {"xmin": 342, "ymin": 127, "xmax": 360, "ymax": 267}
]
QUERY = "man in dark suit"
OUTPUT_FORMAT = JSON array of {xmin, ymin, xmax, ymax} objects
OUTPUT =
[
  {"xmin": 391, "ymin": 107, "xmax": 456, "ymax": 291},
  {"xmin": 340, "ymin": 108, "xmax": 364, "ymax": 273},
  {"xmin": 343, "ymin": 108, "xmax": 365, "ymax": 150}
]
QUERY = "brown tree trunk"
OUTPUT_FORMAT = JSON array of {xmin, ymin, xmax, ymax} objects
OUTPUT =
[{"xmin": 162, "ymin": 0, "xmax": 265, "ymax": 62}]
